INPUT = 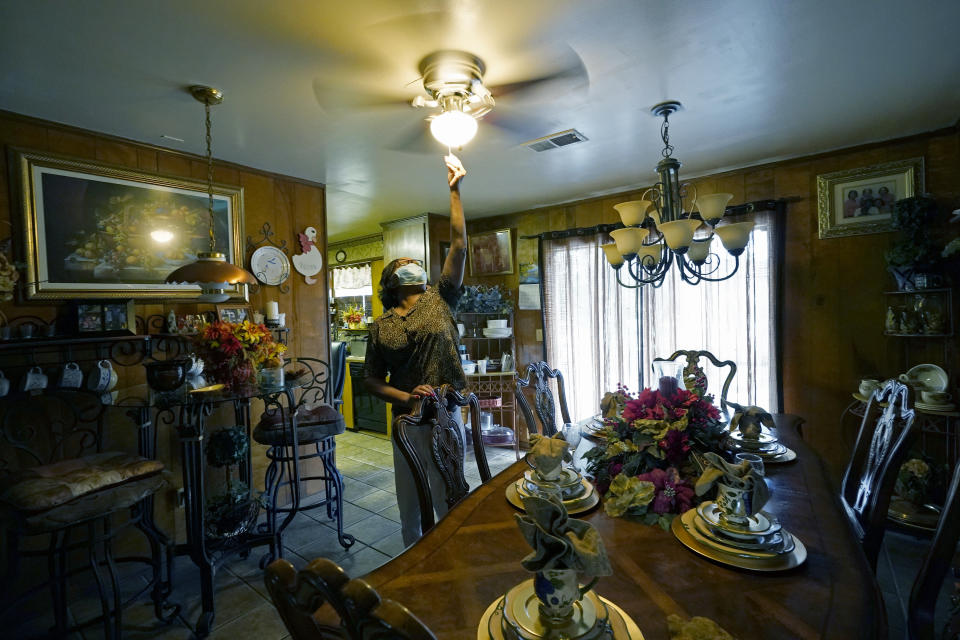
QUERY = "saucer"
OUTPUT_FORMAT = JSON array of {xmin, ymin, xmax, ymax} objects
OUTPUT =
[
  {"xmin": 673, "ymin": 510, "xmax": 807, "ymax": 572},
  {"xmin": 696, "ymin": 501, "xmax": 782, "ymax": 539},
  {"xmin": 915, "ymin": 401, "xmax": 956, "ymax": 412},
  {"xmin": 728, "ymin": 431, "xmax": 777, "ymax": 446},
  {"xmin": 508, "ymin": 479, "xmax": 599, "ymax": 516}
]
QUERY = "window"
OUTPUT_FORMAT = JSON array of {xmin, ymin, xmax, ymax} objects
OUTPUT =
[{"xmin": 543, "ymin": 210, "xmax": 779, "ymax": 420}]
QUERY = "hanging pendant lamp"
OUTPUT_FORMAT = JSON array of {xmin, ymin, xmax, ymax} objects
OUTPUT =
[{"xmin": 165, "ymin": 85, "xmax": 256, "ymax": 302}]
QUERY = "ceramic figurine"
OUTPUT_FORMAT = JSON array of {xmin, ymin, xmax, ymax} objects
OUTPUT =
[
  {"xmin": 901, "ymin": 310, "xmax": 920, "ymax": 334},
  {"xmin": 885, "ymin": 306, "xmax": 898, "ymax": 333},
  {"xmin": 167, "ymin": 310, "xmax": 177, "ymax": 334},
  {"xmin": 923, "ymin": 309, "xmax": 945, "ymax": 334}
]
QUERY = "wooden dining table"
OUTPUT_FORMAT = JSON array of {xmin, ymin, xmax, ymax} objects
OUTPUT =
[{"xmin": 363, "ymin": 414, "xmax": 884, "ymax": 639}]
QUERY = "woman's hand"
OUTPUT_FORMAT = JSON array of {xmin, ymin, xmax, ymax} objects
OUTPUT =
[
  {"xmin": 445, "ymin": 154, "xmax": 466, "ymax": 189},
  {"xmin": 409, "ymin": 384, "xmax": 436, "ymax": 401}
]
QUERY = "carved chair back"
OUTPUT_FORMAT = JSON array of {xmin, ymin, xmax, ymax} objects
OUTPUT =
[
  {"xmin": 652, "ymin": 350, "xmax": 737, "ymax": 415},
  {"xmin": 908, "ymin": 459, "xmax": 960, "ymax": 640},
  {"xmin": 265, "ymin": 557, "xmax": 437, "ymax": 640},
  {"xmin": 0, "ymin": 390, "xmax": 106, "ymax": 475},
  {"xmin": 392, "ymin": 385, "xmax": 490, "ymax": 534},
  {"xmin": 288, "ymin": 357, "xmax": 334, "ymax": 410},
  {"xmin": 839, "ymin": 379, "xmax": 917, "ymax": 570},
  {"xmin": 515, "ymin": 361, "xmax": 572, "ymax": 437}
]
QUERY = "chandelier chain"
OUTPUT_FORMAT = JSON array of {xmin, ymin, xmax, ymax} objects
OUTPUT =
[
  {"xmin": 660, "ymin": 112, "xmax": 674, "ymax": 158},
  {"xmin": 204, "ymin": 100, "xmax": 215, "ymax": 252}
]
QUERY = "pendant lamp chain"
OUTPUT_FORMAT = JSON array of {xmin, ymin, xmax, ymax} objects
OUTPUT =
[
  {"xmin": 204, "ymin": 99, "xmax": 216, "ymax": 253},
  {"xmin": 660, "ymin": 110, "xmax": 674, "ymax": 159}
]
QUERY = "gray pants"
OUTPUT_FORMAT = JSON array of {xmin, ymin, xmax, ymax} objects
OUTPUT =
[{"xmin": 393, "ymin": 409, "xmax": 466, "ymax": 546}]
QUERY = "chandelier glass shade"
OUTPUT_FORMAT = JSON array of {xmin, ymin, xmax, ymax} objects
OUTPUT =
[
  {"xmin": 603, "ymin": 101, "xmax": 753, "ymax": 288},
  {"xmin": 164, "ymin": 86, "xmax": 256, "ymax": 302},
  {"xmin": 429, "ymin": 98, "xmax": 478, "ymax": 148}
]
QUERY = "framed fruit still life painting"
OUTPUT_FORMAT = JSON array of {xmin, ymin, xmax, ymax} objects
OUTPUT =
[{"xmin": 11, "ymin": 148, "xmax": 246, "ymax": 300}]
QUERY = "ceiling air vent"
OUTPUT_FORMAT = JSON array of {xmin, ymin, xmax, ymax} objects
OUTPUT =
[{"xmin": 524, "ymin": 129, "xmax": 588, "ymax": 152}]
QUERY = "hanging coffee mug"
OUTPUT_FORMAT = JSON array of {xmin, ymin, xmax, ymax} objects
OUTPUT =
[
  {"xmin": 58, "ymin": 362, "xmax": 84, "ymax": 389},
  {"xmin": 87, "ymin": 360, "xmax": 113, "ymax": 392},
  {"xmin": 21, "ymin": 366, "xmax": 48, "ymax": 392},
  {"xmin": 0, "ymin": 371, "xmax": 9, "ymax": 397}
]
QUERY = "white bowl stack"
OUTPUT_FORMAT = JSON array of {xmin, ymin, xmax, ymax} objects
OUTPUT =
[{"xmin": 483, "ymin": 318, "xmax": 511, "ymax": 338}]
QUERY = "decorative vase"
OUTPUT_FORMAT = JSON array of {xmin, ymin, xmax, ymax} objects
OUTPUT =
[
  {"xmin": 715, "ymin": 481, "xmax": 754, "ymax": 526},
  {"xmin": 208, "ymin": 360, "xmax": 257, "ymax": 388},
  {"xmin": 348, "ymin": 321, "xmax": 363, "ymax": 330},
  {"xmin": 260, "ymin": 366, "xmax": 284, "ymax": 388},
  {"xmin": 534, "ymin": 569, "xmax": 583, "ymax": 621}
]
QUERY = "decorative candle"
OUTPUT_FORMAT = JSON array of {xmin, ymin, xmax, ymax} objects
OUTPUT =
[{"xmin": 266, "ymin": 301, "xmax": 279, "ymax": 320}]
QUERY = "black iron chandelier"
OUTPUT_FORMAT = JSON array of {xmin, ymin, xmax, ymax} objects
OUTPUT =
[{"xmin": 603, "ymin": 101, "xmax": 754, "ymax": 288}]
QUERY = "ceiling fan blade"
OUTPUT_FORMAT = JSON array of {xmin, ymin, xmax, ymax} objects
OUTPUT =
[
  {"xmin": 312, "ymin": 78, "xmax": 415, "ymax": 114},
  {"xmin": 484, "ymin": 109, "xmax": 554, "ymax": 143},
  {"xmin": 487, "ymin": 46, "xmax": 588, "ymax": 100},
  {"xmin": 387, "ymin": 120, "xmax": 445, "ymax": 154}
]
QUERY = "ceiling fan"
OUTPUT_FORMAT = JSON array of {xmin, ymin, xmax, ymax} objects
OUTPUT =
[{"xmin": 313, "ymin": 45, "xmax": 588, "ymax": 153}]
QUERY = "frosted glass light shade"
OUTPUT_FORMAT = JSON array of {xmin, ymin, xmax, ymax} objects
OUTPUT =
[
  {"xmin": 601, "ymin": 243, "xmax": 625, "ymax": 267},
  {"xmin": 695, "ymin": 193, "xmax": 733, "ymax": 224},
  {"xmin": 714, "ymin": 221, "xmax": 755, "ymax": 255},
  {"xmin": 658, "ymin": 219, "xmax": 702, "ymax": 251},
  {"xmin": 636, "ymin": 242, "xmax": 664, "ymax": 267},
  {"xmin": 430, "ymin": 110, "xmax": 478, "ymax": 147},
  {"xmin": 687, "ymin": 236, "xmax": 713, "ymax": 264},
  {"xmin": 613, "ymin": 200, "xmax": 653, "ymax": 227},
  {"xmin": 609, "ymin": 227, "xmax": 649, "ymax": 256}
]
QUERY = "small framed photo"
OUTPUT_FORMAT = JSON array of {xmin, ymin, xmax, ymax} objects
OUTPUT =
[
  {"xmin": 216, "ymin": 304, "xmax": 253, "ymax": 324},
  {"xmin": 817, "ymin": 157, "xmax": 924, "ymax": 239},
  {"xmin": 72, "ymin": 300, "xmax": 135, "ymax": 335},
  {"xmin": 468, "ymin": 228, "xmax": 514, "ymax": 276}
]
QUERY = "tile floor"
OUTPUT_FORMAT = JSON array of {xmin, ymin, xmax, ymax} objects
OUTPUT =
[
  {"xmin": 9, "ymin": 431, "xmax": 946, "ymax": 639},
  {"xmin": 10, "ymin": 430, "xmax": 520, "ymax": 640}
]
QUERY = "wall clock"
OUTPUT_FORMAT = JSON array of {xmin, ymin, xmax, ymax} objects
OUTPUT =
[{"xmin": 250, "ymin": 246, "xmax": 291, "ymax": 286}]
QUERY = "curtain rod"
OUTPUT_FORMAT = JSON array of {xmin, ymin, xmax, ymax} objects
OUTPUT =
[{"xmin": 520, "ymin": 198, "xmax": 787, "ymax": 240}]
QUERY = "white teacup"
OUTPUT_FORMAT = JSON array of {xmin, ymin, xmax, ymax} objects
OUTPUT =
[
  {"xmin": 921, "ymin": 390, "xmax": 952, "ymax": 405},
  {"xmin": 859, "ymin": 379, "xmax": 881, "ymax": 397}
]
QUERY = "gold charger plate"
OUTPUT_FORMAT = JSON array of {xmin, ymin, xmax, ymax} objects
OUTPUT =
[
  {"xmin": 888, "ymin": 497, "xmax": 938, "ymax": 532},
  {"xmin": 672, "ymin": 509, "xmax": 807, "ymax": 572},
  {"xmin": 477, "ymin": 581, "xmax": 644, "ymax": 640},
  {"xmin": 507, "ymin": 479, "xmax": 599, "ymax": 516}
]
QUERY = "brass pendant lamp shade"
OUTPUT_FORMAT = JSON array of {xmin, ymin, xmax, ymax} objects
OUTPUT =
[{"xmin": 164, "ymin": 86, "xmax": 256, "ymax": 302}]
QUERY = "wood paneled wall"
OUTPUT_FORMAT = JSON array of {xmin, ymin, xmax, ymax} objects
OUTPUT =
[
  {"xmin": 0, "ymin": 110, "xmax": 329, "ymax": 361},
  {"xmin": 465, "ymin": 126, "xmax": 960, "ymax": 478}
]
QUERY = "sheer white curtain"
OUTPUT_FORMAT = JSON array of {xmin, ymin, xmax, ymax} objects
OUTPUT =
[
  {"xmin": 543, "ymin": 235, "xmax": 641, "ymax": 422},
  {"xmin": 638, "ymin": 211, "xmax": 779, "ymax": 410}
]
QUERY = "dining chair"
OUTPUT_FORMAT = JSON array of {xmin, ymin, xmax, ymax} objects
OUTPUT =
[
  {"xmin": 908, "ymin": 459, "xmax": 960, "ymax": 640},
  {"xmin": 265, "ymin": 557, "xmax": 437, "ymax": 640},
  {"xmin": 839, "ymin": 378, "xmax": 917, "ymax": 570},
  {"xmin": 392, "ymin": 384, "xmax": 490, "ymax": 535},
  {"xmin": 0, "ymin": 389, "xmax": 176, "ymax": 638},
  {"xmin": 515, "ymin": 361, "xmax": 572, "ymax": 437},
  {"xmin": 651, "ymin": 350, "xmax": 737, "ymax": 415},
  {"xmin": 253, "ymin": 355, "xmax": 356, "ymax": 552}
]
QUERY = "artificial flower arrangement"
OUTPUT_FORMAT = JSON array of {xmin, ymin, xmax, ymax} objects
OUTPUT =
[
  {"xmin": 192, "ymin": 320, "xmax": 286, "ymax": 387},
  {"xmin": 894, "ymin": 454, "xmax": 947, "ymax": 506},
  {"xmin": 341, "ymin": 304, "xmax": 364, "ymax": 328},
  {"xmin": 583, "ymin": 378, "xmax": 726, "ymax": 529}
]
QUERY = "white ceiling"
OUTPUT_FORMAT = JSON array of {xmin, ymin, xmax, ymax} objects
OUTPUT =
[{"xmin": 1, "ymin": 0, "xmax": 959, "ymax": 242}]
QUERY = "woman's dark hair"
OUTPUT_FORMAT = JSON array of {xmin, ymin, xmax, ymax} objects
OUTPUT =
[{"xmin": 378, "ymin": 258, "xmax": 408, "ymax": 310}]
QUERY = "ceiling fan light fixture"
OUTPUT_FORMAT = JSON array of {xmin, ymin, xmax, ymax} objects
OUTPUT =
[{"xmin": 430, "ymin": 108, "xmax": 478, "ymax": 148}]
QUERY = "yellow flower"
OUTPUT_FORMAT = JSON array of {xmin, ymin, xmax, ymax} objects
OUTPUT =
[{"xmin": 603, "ymin": 475, "xmax": 655, "ymax": 518}]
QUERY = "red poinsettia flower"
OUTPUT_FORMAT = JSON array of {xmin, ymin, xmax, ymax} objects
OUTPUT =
[
  {"xmin": 635, "ymin": 467, "xmax": 694, "ymax": 515},
  {"xmin": 658, "ymin": 429, "xmax": 691, "ymax": 466}
]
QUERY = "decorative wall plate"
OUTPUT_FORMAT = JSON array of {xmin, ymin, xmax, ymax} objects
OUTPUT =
[{"xmin": 250, "ymin": 246, "xmax": 291, "ymax": 286}]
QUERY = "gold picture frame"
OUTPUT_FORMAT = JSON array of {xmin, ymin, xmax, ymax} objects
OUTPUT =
[
  {"xmin": 468, "ymin": 228, "xmax": 514, "ymax": 276},
  {"xmin": 11, "ymin": 147, "xmax": 247, "ymax": 300},
  {"xmin": 817, "ymin": 157, "xmax": 924, "ymax": 239},
  {"xmin": 215, "ymin": 303, "xmax": 253, "ymax": 324}
]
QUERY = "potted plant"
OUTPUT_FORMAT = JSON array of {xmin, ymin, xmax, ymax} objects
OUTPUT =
[
  {"xmin": 886, "ymin": 196, "xmax": 939, "ymax": 291},
  {"xmin": 341, "ymin": 304, "xmax": 364, "ymax": 329}
]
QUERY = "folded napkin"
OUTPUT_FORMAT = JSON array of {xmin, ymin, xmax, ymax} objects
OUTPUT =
[
  {"xmin": 694, "ymin": 452, "xmax": 769, "ymax": 513},
  {"xmin": 527, "ymin": 434, "xmax": 572, "ymax": 479},
  {"xmin": 514, "ymin": 494, "xmax": 611, "ymax": 576},
  {"xmin": 600, "ymin": 391, "xmax": 626, "ymax": 419},
  {"xmin": 667, "ymin": 614, "xmax": 737, "ymax": 640},
  {"xmin": 727, "ymin": 403, "xmax": 775, "ymax": 439}
]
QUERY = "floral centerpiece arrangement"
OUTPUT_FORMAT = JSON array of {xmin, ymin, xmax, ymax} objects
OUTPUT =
[
  {"xmin": 193, "ymin": 320, "xmax": 286, "ymax": 388},
  {"xmin": 895, "ymin": 454, "xmax": 947, "ymax": 506},
  {"xmin": 583, "ymin": 378, "xmax": 726, "ymax": 528},
  {"xmin": 341, "ymin": 304, "xmax": 364, "ymax": 329}
]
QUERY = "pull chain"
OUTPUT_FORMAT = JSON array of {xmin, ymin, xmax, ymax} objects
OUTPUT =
[{"xmin": 205, "ymin": 100, "xmax": 216, "ymax": 252}]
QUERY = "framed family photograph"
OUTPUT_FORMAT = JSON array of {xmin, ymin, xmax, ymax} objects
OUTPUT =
[
  {"xmin": 71, "ymin": 300, "xmax": 136, "ymax": 336},
  {"xmin": 817, "ymin": 157, "xmax": 924, "ymax": 239},
  {"xmin": 468, "ymin": 228, "xmax": 513, "ymax": 276},
  {"xmin": 11, "ymin": 148, "xmax": 247, "ymax": 300},
  {"xmin": 216, "ymin": 303, "xmax": 253, "ymax": 324}
]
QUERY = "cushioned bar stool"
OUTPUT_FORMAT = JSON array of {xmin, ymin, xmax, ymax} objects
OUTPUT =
[
  {"xmin": 253, "ymin": 351, "xmax": 355, "ymax": 553},
  {"xmin": 0, "ymin": 389, "xmax": 177, "ymax": 638}
]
